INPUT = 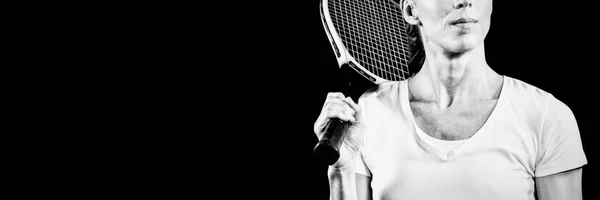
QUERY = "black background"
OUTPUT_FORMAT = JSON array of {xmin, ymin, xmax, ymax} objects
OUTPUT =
[{"xmin": 243, "ymin": 1, "xmax": 597, "ymax": 199}]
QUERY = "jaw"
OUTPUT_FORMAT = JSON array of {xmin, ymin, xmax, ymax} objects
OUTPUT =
[
  {"xmin": 442, "ymin": 28, "xmax": 486, "ymax": 53},
  {"xmin": 422, "ymin": 34, "xmax": 483, "ymax": 59}
]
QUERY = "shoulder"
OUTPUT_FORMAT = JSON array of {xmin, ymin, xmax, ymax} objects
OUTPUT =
[
  {"xmin": 505, "ymin": 76, "xmax": 554, "ymax": 103},
  {"xmin": 357, "ymin": 80, "xmax": 405, "ymax": 119},
  {"xmin": 503, "ymin": 76, "xmax": 577, "ymax": 134},
  {"xmin": 503, "ymin": 76, "xmax": 563, "ymax": 114},
  {"xmin": 358, "ymin": 81, "xmax": 402, "ymax": 104}
]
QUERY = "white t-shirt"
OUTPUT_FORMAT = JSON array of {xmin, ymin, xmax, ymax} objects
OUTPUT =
[{"xmin": 354, "ymin": 76, "xmax": 587, "ymax": 200}]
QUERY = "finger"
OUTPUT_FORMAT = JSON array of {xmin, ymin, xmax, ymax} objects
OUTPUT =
[
  {"xmin": 325, "ymin": 110, "xmax": 351, "ymax": 122},
  {"xmin": 322, "ymin": 93, "xmax": 347, "ymax": 110},
  {"xmin": 327, "ymin": 92, "xmax": 346, "ymax": 99},
  {"xmin": 324, "ymin": 99, "xmax": 354, "ymax": 114},
  {"xmin": 345, "ymin": 97, "xmax": 362, "ymax": 121},
  {"xmin": 315, "ymin": 99, "xmax": 352, "ymax": 134},
  {"xmin": 324, "ymin": 97, "xmax": 356, "ymax": 121},
  {"xmin": 344, "ymin": 109, "xmax": 356, "ymax": 122},
  {"xmin": 345, "ymin": 97, "xmax": 361, "ymax": 112},
  {"xmin": 315, "ymin": 113, "xmax": 348, "ymax": 136}
]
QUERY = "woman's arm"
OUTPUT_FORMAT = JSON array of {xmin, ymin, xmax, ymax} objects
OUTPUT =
[
  {"xmin": 536, "ymin": 167, "xmax": 583, "ymax": 200},
  {"xmin": 328, "ymin": 165, "xmax": 357, "ymax": 200},
  {"xmin": 327, "ymin": 165, "xmax": 372, "ymax": 200},
  {"xmin": 355, "ymin": 174, "xmax": 372, "ymax": 200}
]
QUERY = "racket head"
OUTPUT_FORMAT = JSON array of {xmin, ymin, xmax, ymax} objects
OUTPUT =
[{"xmin": 320, "ymin": 0, "xmax": 412, "ymax": 84}]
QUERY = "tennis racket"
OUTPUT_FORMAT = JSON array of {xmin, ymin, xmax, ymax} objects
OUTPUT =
[{"xmin": 313, "ymin": 0, "xmax": 413, "ymax": 165}]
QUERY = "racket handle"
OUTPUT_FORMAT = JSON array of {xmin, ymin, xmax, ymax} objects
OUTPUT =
[{"xmin": 313, "ymin": 118, "xmax": 347, "ymax": 165}]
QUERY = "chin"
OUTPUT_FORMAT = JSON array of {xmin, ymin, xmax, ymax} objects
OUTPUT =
[{"xmin": 445, "ymin": 35, "xmax": 483, "ymax": 53}]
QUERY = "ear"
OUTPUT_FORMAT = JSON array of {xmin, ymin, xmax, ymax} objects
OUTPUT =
[{"xmin": 402, "ymin": 0, "xmax": 420, "ymax": 25}]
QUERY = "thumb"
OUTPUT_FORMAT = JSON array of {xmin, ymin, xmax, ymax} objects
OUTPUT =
[{"xmin": 345, "ymin": 97, "xmax": 362, "ymax": 121}]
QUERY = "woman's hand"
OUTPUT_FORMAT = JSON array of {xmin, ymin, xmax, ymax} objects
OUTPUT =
[{"xmin": 314, "ymin": 92, "xmax": 364, "ymax": 168}]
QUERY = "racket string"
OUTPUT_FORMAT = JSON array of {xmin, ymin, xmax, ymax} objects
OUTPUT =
[{"xmin": 329, "ymin": 0, "xmax": 410, "ymax": 81}]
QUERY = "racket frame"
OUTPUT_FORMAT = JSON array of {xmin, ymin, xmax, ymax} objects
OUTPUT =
[{"xmin": 319, "ymin": 0, "xmax": 392, "ymax": 85}]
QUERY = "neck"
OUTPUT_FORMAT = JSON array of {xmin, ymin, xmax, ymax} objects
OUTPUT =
[{"xmin": 410, "ymin": 44, "xmax": 501, "ymax": 109}]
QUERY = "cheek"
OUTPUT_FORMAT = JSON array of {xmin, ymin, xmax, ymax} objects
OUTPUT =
[
  {"xmin": 417, "ymin": 0, "xmax": 451, "ymax": 21},
  {"xmin": 417, "ymin": 17, "xmax": 443, "ymax": 40},
  {"xmin": 478, "ymin": 14, "xmax": 492, "ymax": 36},
  {"xmin": 416, "ymin": 4, "xmax": 454, "ymax": 36},
  {"xmin": 482, "ymin": 19, "xmax": 491, "ymax": 35},
  {"xmin": 419, "ymin": 18, "xmax": 451, "ymax": 44},
  {"xmin": 480, "ymin": 0, "xmax": 494, "ymax": 19}
]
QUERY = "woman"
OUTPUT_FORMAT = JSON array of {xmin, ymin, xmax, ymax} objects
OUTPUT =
[{"xmin": 313, "ymin": 0, "xmax": 587, "ymax": 199}]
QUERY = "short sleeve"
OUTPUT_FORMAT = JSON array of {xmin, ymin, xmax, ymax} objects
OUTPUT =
[{"xmin": 534, "ymin": 96, "xmax": 587, "ymax": 177}]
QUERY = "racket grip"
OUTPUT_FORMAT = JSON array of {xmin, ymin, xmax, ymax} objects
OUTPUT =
[{"xmin": 313, "ymin": 119, "xmax": 347, "ymax": 165}]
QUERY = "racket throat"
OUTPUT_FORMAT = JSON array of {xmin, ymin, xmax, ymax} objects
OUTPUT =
[{"xmin": 340, "ymin": 62, "xmax": 378, "ymax": 101}]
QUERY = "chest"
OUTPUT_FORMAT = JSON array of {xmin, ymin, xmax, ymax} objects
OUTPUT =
[
  {"xmin": 372, "ymin": 149, "xmax": 534, "ymax": 200},
  {"xmin": 410, "ymin": 100, "xmax": 498, "ymax": 140}
]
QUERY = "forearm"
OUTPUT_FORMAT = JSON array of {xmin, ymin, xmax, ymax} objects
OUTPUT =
[{"xmin": 328, "ymin": 163, "xmax": 357, "ymax": 200}]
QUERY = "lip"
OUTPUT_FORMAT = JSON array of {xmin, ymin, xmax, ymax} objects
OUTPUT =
[{"xmin": 450, "ymin": 18, "xmax": 478, "ymax": 25}]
